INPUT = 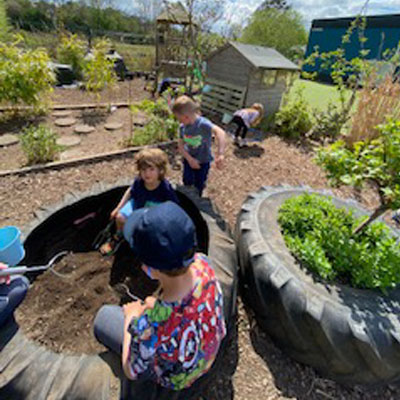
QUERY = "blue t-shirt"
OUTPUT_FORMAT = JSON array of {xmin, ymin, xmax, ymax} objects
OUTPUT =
[
  {"xmin": 130, "ymin": 178, "xmax": 179, "ymax": 209},
  {"xmin": 180, "ymin": 116, "xmax": 213, "ymax": 164}
]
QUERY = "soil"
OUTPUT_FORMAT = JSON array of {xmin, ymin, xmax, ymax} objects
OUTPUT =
[
  {"xmin": 2, "ymin": 108, "xmax": 400, "ymax": 397},
  {"xmin": 15, "ymin": 251, "xmax": 158, "ymax": 354},
  {"xmin": 0, "ymin": 79, "xmax": 150, "ymax": 171}
]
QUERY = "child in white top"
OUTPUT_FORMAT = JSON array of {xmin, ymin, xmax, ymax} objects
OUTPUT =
[{"xmin": 232, "ymin": 103, "xmax": 264, "ymax": 147}]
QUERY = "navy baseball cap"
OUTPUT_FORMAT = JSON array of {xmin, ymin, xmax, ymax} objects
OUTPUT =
[{"xmin": 123, "ymin": 202, "xmax": 197, "ymax": 271}]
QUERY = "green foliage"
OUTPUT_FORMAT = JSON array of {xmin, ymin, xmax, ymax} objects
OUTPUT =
[
  {"xmin": 57, "ymin": 33, "xmax": 86, "ymax": 79},
  {"xmin": 0, "ymin": 0, "xmax": 9, "ymax": 40},
  {"xmin": 274, "ymin": 86, "xmax": 312, "ymax": 138},
  {"xmin": 316, "ymin": 119, "xmax": 400, "ymax": 211},
  {"xmin": 20, "ymin": 124, "xmax": 60, "ymax": 164},
  {"xmin": 0, "ymin": 35, "xmax": 55, "ymax": 111},
  {"xmin": 83, "ymin": 39, "xmax": 116, "ymax": 92},
  {"xmin": 5, "ymin": 0, "xmax": 147, "ymax": 36},
  {"xmin": 312, "ymin": 102, "xmax": 348, "ymax": 140},
  {"xmin": 126, "ymin": 98, "xmax": 179, "ymax": 147},
  {"xmin": 278, "ymin": 193, "xmax": 400, "ymax": 291},
  {"xmin": 240, "ymin": 8, "xmax": 307, "ymax": 59}
]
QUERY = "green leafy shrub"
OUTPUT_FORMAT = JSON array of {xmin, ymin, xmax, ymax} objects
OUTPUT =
[
  {"xmin": 83, "ymin": 39, "xmax": 116, "ymax": 92},
  {"xmin": 57, "ymin": 33, "xmax": 86, "ymax": 79},
  {"xmin": 0, "ymin": 35, "xmax": 55, "ymax": 112},
  {"xmin": 278, "ymin": 193, "xmax": 400, "ymax": 291},
  {"xmin": 126, "ymin": 98, "xmax": 179, "ymax": 147},
  {"xmin": 275, "ymin": 86, "xmax": 312, "ymax": 138},
  {"xmin": 317, "ymin": 119, "xmax": 400, "ymax": 233},
  {"xmin": 312, "ymin": 102, "xmax": 348, "ymax": 140},
  {"xmin": 20, "ymin": 124, "xmax": 60, "ymax": 164}
]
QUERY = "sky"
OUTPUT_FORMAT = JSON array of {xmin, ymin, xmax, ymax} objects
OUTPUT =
[
  {"xmin": 106, "ymin": 0, "xmax": 400, "ymax": 31},
  {"xmin": 224, "ymin": 0, "xmax": 400, "ymax": 30}
]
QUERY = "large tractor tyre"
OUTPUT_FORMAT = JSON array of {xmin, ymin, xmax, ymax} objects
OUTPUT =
[
  {"xmin": 0, "ymin": 182, "xmax": 238, "ymax": 400},
  {"xmin": 236, "ymin": 185, "xmax": 400, "ymax": 387}
]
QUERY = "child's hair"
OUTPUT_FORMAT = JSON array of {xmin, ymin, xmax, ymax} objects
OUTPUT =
[
  {"xmin": 172, "ymin": 95, "xmax": 199, "ymax": 115},
  {"xmin": 251, "ymin": 103, "xmax": 264, "ymax": 115},
  {"xmin": 135, "ymin": 148, "xmax": 169, "ymax": 180},
  {"xmin": 158, "ymin": 247, "xmax": 195, "ymax": 277}
]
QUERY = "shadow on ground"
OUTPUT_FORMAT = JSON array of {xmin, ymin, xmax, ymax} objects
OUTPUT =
[{"xmin": 244, "ymin": 302, "xmax": 400, "ymax": 400}]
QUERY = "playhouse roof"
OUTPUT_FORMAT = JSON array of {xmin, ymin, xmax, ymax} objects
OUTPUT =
[
  {"xmin": 210, "ymin": 42, "xmax": 300, "ymax": 71},
  {"xmin": 157, "ymin": 2, "xmax": 191, "ymax": 25}
]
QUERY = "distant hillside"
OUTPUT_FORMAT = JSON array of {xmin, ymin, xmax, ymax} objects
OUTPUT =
[{"xmin": 5, "ymin": 0, "xmax": 151, "ymax": 37}]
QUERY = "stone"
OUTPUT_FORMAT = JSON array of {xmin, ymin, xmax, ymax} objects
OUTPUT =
[
  {"xmin": 74, "ymin": 124, "xmax": 95, "ymax": 134},
  {"xmin": 60, "ymin": 148, "xmax": 86, "ymax": 161},
  {"xmin": 57, "ymin": 135, "xmax": 81, "ymax": 148},
  {"xmin": 0, "ymin": 134, "xmax": 19, "ymax": 147},
  {"xmin": 52, "ymin": 110, "xmax": 72, "ymax": 118},
  {"xmin": 55, "ymin": 117, "xmax": 77, "ymax": 127},
  {"xmin": 104, "ymin": 122, "xmax": 123, "ymax": 131}
]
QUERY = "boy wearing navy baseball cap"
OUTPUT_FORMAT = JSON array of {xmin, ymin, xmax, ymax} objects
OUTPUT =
[{"xmin": 94, "ymin": 202, "xmax": 226, "ymax": 390}]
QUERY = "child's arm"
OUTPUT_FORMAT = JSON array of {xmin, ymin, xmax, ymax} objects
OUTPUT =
[
  {"xmin": 212, "ymin": 125, "xmax": 227, "ymax": 170},
  {"xmin": 111, "ymin": 187, "xmax": 131, "ymax": 219},
  {"xmin": 122, "ymin": 300, "xmax": 148, "ymax": 380},
  {"xmin": 178, "ymin": 138, "xmax": 201, "ymax": 169},
  {"xmin": 251, "ymin": 111, "xmax": 263, "ymax": 127}
]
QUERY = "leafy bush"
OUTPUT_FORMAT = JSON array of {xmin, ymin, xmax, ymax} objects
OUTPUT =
[
  {"xmin": 20, "ymin": 124, "xmax": 60, "ymax": 164},
  {"xmin": 0, "ymin": 35, "xmax": 55, "ymax": 112},
  {"xmin": 278, "ymin": 193, "xmax": 400, "ymax": 291},
  {"xmin": 83, "ymin": 39, "xmax": 116, "ymax": 92},
  {"xmin": 312, "ymin": 102, "xmax": 348, "ymax": 140},
  {"xmin": 126, "ymin": 98, "xmax": 179, "ymax": 147},
  {"xmin": 275, "ymin": 86, "xmax": 312, "ymax": 138},
  {"xmin": 125, "ymin": 118, "xmax": 169, "ymax": 147},
  {"xmin": 57, "ymin": 33, "xmax": 86, "ymax": 79},
  {"xmin": 317, "ymin": 119, "xmax": 400, "ymax": 233}
]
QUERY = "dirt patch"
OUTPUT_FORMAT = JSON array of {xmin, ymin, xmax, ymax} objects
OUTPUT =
[
  {"xmin": 15, "ymin": 251, "xmax": 158, "ymax": 354},
  {"xmin": 0, "ymin": 79, "xmax": 150, "ymax": 171}
]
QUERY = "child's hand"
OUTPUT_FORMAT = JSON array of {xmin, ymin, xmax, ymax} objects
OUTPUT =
[
  {"xmin": 0, "ymin": 263, "xmax": 11, "ymax": 285},
  {"xmin": 188, "ymin": 157, "xmax": 201, "ymax": 170},
  {"xmin": 123, "ymin": 300, "xmax": 147, "ymax": 320},
  {"xmin": 215, "ymin": 154, "xmax": 224, "ymax": 170}
]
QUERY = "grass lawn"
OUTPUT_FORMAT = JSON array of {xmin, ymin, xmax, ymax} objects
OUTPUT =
[{"xmin": 290, "ymin": 79, "xmax": 352, "ymax": 112}]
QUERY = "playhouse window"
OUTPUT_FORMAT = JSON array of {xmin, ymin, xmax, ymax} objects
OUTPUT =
[{"xmin": 262, "ymin": 70, "xmax": 277, "ymax": 87}]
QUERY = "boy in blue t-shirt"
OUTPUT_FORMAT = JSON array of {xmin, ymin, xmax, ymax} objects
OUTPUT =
[
  {"xmin": 100, "ymin": 148, "xmax": 178, "ymax": 255},
  {"xmin": 172, "ymin": 95, "xmax": 226, "ymax": 196}
]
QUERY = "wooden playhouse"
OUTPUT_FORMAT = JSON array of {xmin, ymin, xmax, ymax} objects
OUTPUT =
[{"xmin": 202, "ymin": 42, "xmax": 300, "ymax": 120}]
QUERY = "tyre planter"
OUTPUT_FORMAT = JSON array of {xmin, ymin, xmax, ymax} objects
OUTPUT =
[
  {"xmin": 236, "ymin": 185, "xmax": 400, "ymax": 387},
  {"xmin": 0, "ymin": 182, "xmax": 238, "ymax": 400}
]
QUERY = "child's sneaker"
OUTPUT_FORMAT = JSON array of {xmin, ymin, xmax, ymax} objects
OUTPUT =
[{"xmin": 100, "ymin": 231, "xmax": 123, "ymax": 256}]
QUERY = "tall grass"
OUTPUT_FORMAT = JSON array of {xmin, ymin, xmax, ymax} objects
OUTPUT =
[{"xmin": 345, "ymin": 74, "xmax": 400, "ymax": 148}]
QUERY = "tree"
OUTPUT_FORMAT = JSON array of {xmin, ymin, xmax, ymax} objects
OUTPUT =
[
  {"xmin": 257, "ymin": 0, "xmax": 290, "ymax": 11},
  {"xmin": 240, "ymin": 8, "xmax": 307, "ymax": 59}
]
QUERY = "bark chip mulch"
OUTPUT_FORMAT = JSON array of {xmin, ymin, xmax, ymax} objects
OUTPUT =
[{"xmin": 2, "ymin": 135, "xmax": 400, "ymax": 399}]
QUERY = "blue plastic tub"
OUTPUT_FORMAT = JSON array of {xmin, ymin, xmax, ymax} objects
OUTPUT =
[{"xmin": 0, "ymin": 226, "xmax": 25, "ymax": 267}]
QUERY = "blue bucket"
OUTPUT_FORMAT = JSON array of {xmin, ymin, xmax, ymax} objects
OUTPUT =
[{"xmin": 0, "ymin": 226, "xmax": 25, "ymax": 267}]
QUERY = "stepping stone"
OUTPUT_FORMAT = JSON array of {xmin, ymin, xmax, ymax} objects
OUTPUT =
[
  {"xmin": 52, "ymin": 110, "xmax": 72, "ymax": 118},
  {"xmin": 0, "ymin": 134, "xmax": 19, "ymax": 147},
  {"xmin": 55, "ymin": 118, "xmax": 77, "ymax": 127},
  {"xmin": 57, "ymin": 135, "xmax": 81, "ymax": 148},
  {"xmin": 74, "ymin": 124, "xmax": 95, "ymax": 134},
  {"xmin": 104, "ymin": 122, "xmax": 123, "ymax": 131},
  {"xmin": 60, "ymin": 148, "xmax": 86, "ymax": 161}
]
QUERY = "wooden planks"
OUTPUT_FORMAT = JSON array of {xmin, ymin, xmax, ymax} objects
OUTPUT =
[{"xmin": 201, "ymin": 77, "xmax": 246, "ymax": 119}]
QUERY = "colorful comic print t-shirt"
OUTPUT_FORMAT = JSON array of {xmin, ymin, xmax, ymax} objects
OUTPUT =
[
  {"xmin": 130, "ymin": 178, "xmax": 179, "ymax": 209},
  {"xmin": 180, "ymin": 116, "xmax": 214, "ymax": 163},
  {"xmin": 127, "ymin": 253, "xmax": 226, "ymax": 390}
]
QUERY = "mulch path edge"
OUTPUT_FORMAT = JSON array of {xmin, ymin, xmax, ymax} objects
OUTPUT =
[{"xmin": 0, "ymin": 140, "xmax": 177, "ymax": 177}]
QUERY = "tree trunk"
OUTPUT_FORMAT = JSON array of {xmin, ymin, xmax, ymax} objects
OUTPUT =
[{"xmin": 353, "ymin": 204, "xmax": 389, "ymax": 235}]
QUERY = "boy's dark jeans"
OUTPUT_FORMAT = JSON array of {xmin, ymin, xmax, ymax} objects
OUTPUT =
[{"xmin": 183, "ymin": 160, "xmax": 210, "ymax": 196}]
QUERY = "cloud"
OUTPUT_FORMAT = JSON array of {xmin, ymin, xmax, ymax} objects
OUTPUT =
[{"xmin": 224, "ymin": 0, "xmax": 400, "ymax": 30}]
